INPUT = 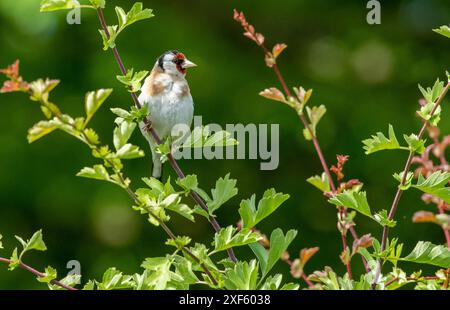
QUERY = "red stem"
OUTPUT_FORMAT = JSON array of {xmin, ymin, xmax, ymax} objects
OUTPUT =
[
  {"xmin": 96, "ymin": 8, "xmax": 237, "ymax": 262},
  {"xmin": 0, "ymin": 257, "xmax": 77, "ymax": 290},
  {"xmin": 438, "ymin": 207, "xmax": 450, "ymax": 248},
  {"xmin": 372, "ymin": 81, "xmax": 450, "ymax": 288}
]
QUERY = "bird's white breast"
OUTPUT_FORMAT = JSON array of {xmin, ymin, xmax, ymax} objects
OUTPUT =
[{"xmin": 138, "ymin": 77, "xmax": 194, "ymax": 139}]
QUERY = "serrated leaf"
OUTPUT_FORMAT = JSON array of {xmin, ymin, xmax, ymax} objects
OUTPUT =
[
  {"xmin": 115, "ymin": 3, "xmax": 154, "ymax": 33},
  {"xmin": 223, "ymin": 260, "xmax": 259, "ymax": 290},
  {"xmin": 401, "ymin": 241, "xmax": 450, "ymax": 268},
  {"xmin": 40, "ymin": 0, "xmax": 82, "ymax": 12},
  {"xmin": 413, "ymin": 171, "xmax": 450, "ymax": 204},
  {"xmin": 84, "ymin": 89, "xmax": 113, "ymax": 126},
  {"xmin": 433, "ymin": 25, "xmax": 450, "ymax": 39},
  {"xmin": 329, "ymin": 191, "xmax": 371, "ymax": 217},
  {"xmin": 37, "ymin": 266, "xmax": 57, "ymax": 284},
  {"xmin": 8, "ymin": 248, "xmax": 19, "ymax": 271},
  {"xmin": 98, "ymin": 26, "xmax": 118, "ymax": 50},
  {"xmin": 166, "ymin": 236, "xmax": 191, "ymax": 249},
  {"xmin": 14, "ymin": 230, "xmax": 47, "ymax": 260},
  {"xmin": 211, "ymin": 226, "xmax": 262, "ymax": 254},
  {"xmin": 27, "ymin": 120, "xmax": 58, "ymax": 143},
  {"xmin": 84, "ymin": 128, "xmax": 100, "ymax": 145},
  {"xmin": 404, "ymin": 134, "xmax": 425, "ymax": 154},
  {"xmin": 113, "ymin": 119, "xmax": 136, "ymax": 150},
  {"xmin": 393, "ymin": 171, "xmax": 414, "ymax": 190},
  {"xmin": 76, "ymin": 164, "xmax": 110, "ymax": 181},
  {"xmin": 265, "ymin": 229, "xmax": 297, "ymax": 278},
  {"xmin": 239, "ymin": 189, "xmax": 289, "ymax": 229},
  {"xmin": 116, "ymin": 68, "xmax": 149, "ymax": 93},
  {"xmin": 204, "ymin": 131, "xmax": 238, "ymax": 147},
  {"xmin": 362, "ymin": 124, "xmax": 402, "ymax": 155},
  {"xmin": 115, "ymin": 143, "xmax": 145, "ymax": 159},
  {"xmin": 88, "ymin": 0, "xmax": 105, "ymax": 8},
  {"xmin": 207, "ymin": 174, "xmax": 238, "ymax": 215},
  {"xmin": 307, "ymin": 173, "xmax": 331, "ymax": 192},
  {"xmin": 303, "ymin": 105, "xmax": 326, "ymax": 140}
]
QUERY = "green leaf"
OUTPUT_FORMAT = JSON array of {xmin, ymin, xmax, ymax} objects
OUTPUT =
[
  {"xmin": 176, "ymin": 175, "xmax": 198, "ymax": 193},
  {"xmin": 115, "ymin": 143, "xmax": 145, "ymax": 159},
  {"xmin": 37, "ymin": 266, "xmax": 57, "ymax": 284},
  {"xmin": 110, "ymin": 107, "xmax": 131, "ymax": 119},
  {"xmin": 419, "ymin": 79, "xmax": 445, "ymax": 103},
  {"xmin": 14, "ymin": 230, "xmax": 47, "ymax": 260},
  {"xmin": 207, "ymin": 174, "xmax": 238, "ymax": 215},
  {"xmin": 29, "ymin": 78, "xmax": 60, "ymax": 102},
  {"xmin": 166, "ymin": 236, "xmax": 191, "ymax": 250},
  {"xmin": 203, "ymin": 131, "xmax": 239, "ymax": 147},
  {"xmin": 88, "ymin": 0, "xmax": 105, "ymax": 8},
  {"xmin": 211, "ymin": 226, "xmax": 262, "ymax": 254},
  {"xmin": 249, "ymin": 242, "xmax": 268, "ymax": 275},
  {"xmin": 362, "ymin": 124, "xmax": 402, "ymax": 155},
  {"xmin": 433, "ymin": 25, "xmax": 450, "ymax": 39},
  {"xmin": 76, "ymin": 164, "xmax": 110, "ymax": 181},
  {"xmin": 140, "ymin": 257, "xmax": 174, "ymax": 290},
  {"xmin": 40, "ymin": 0, "xmax": 84, "ymax": 12},
  {"xmin": 303, "ymin": 105, "xmax": 326, "ymax": 140},
  {"xmin": 8, "ymin": 248, "xmax": 19, "ymax": 271},
  {"xmin": 84, "ymin": 128, "xmax": 100, "ymax": 145},
  {"xmin": 224, "ymin": 260, "xmax": 259, "ymax": 290},
  {"xmin": 113, "ymin": 118, "xmax": 137, "ymax": 150},
  {"xmin": 373, "ymin": 210, "xmax": 396, "ymax": 228},
  {"xmin": 307, "ymin": 172, "xmax": 331, "ymax": 192},
  {"xmin": 239, "ymin": 189, "xmax": 289, "ymax": 229},
  {"xmin": 401, "ymin": 241, "xmax": 450, "ymax": 268},
  {"xmin": 96, "ymin": 267, "xmax": 132, "ymax": 290},
  {"xmin": 115, "ymin": 3, "xmax": 154, "ymax": 33},
  {"xmin": 418, "ymin": 102, "xmax": 441, "ymax": 126},
  {"xmin": 49, "ymin": 274, "xmax": 81, "ymax": 290},
  {"xmin": 98, "ymin": 26, "xmax": 118, "ymax": 50},
  {"xmin": 27, "ymin": 120, "xmax": 58, "ymax": 143},
  {"xmin": 264, "ymin": 229, "xmax": 297, "ymax": 278},
  {"xmin": 393, "ymin": 171, "xmax": 414, "ymax": 190},
  {"xmin": 413, "ymin": 171, "xmax": 450, "ymax": 204},
  {"xmin": 116, "ymin": 69, "xmax": 149, "ymax": 93},
  {"xmin": 84, "ymin": 89, "xmax": 113, "ymax": 126},
  {"xmin": 403, "ymin": 134, "xmax": 426, "ymax": 154},
  {"xmin": 165, "ymin": 201, "xmax": 195, "ymax": 222},
  {"xmin": 329, "ymin": 190, "xmax": 371, "ymax": 217}
]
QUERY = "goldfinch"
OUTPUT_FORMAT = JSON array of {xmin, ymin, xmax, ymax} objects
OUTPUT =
[{"xmin": 138, "ymin": 50, "xmax": 197, "ymax": 179}]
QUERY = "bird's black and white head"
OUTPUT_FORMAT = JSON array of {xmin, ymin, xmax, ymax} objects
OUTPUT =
[{"xmin": 156, "ymin": 50, "xmax": 197, "ymax": 77}]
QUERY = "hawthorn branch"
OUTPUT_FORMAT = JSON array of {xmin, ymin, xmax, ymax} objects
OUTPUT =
[
  {"xmin": 372, "ymin": 81, "xmax": 450, "ymax": 288},
  {"xmin": 95, "ymin": 8, "xmax": 237, "ymax": 263},
  {"xmin": 0, "ymin": 257, "xmax": 77, "ymax": 290},
  {"xmin": 235, "ymin": 17, "xmax": 364, "ymax": 274}
]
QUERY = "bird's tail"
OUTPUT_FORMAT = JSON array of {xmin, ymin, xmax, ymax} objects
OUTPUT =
[
  {"xmin": 140, "ymin": 122, "xmax": 163, "ymax": 180},
  {"xmin": 152, "ymin": 153, "xmax": 162, "ymax": 179}
]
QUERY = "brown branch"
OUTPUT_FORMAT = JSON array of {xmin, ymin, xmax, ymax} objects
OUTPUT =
[
  {"xmin": 232, "ymin": 9, "xmax": 365, "ymax": 274},
  {"xmin": 372, "ymin": 81, "xmax": 450, "ymax": 289},
  {"xmin": 95, "ymin": 8, "xmax": 237, "ymax": 263},
  {"xmin": 0, "ymin": 257, "xmax": 77, "ymax": 290}
]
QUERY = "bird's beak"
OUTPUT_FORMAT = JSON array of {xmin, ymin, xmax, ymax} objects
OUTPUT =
[{"xmin": 182, "ymin": 59, "xmax": 197, "ymax": 69}]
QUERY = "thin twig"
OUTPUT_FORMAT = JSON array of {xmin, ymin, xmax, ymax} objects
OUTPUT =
[
  {"xmin": 95, "ymin": 8, "xmax": 237, "ymax": 263},
  {"xmin": 372, "ymin": 81, "xmax": 450, "ymax": 289},
  {"xmin": 0, "ymin": 257, "xmax": 77, "ymax": 290}
]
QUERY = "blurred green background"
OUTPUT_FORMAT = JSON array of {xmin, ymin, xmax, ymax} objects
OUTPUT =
[{"xmin": 0, "ymin": 0, "xmax": 449, "ymax": 289}]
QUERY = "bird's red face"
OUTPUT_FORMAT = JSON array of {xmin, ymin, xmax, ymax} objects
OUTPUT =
[{"xmin": 157, "ymin": 50, "xmax": 197, "ymax": 76}]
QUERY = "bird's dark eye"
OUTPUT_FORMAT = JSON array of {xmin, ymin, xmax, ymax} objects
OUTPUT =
[{"xmin": 173, "ymin": 58, "xmax": 183, "ymax": 65}]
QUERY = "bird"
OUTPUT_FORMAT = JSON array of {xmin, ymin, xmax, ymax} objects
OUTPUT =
[{"xmin": 138, "ymin": 50, "xmax": 197, "ymax": 179}]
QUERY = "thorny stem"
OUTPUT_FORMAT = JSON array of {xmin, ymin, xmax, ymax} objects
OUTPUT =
[
  {"xmin": 96, "ymin": 8, "xmax": 237, "ymax": 263},
  {"xmin": 372, "ymin": 81, "xmax": 450, "ymax": 289},
  {"xmin": 0, "ymin": 257, "xmax": 77, "ymax": 290}
]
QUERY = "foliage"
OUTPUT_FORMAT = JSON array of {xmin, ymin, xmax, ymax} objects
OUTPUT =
[{"xmin": 0, "ymin": 1, "xmax": 449, "ymax": 291}]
